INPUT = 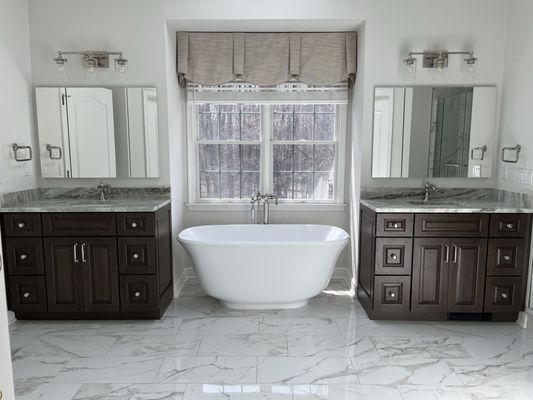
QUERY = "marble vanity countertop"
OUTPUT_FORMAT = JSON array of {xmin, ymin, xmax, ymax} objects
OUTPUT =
[
  {"xmin": 361, "ymin": 198, "xmax": 533, "ymax": 213},
  {"xmin": 0, "ymin": 196, "xmax": 171, "ymax": 213}
]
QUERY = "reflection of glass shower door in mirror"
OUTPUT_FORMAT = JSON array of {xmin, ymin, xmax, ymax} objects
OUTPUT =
[
  {"xmin": 430, "ymin": 87, "xmax": 473, "ymax": 178},
  {"xmin": 142, "ymin": 89, "xmax": 159, "ymax": 178},
  {"xmin": 67, "ymin": 88, "xmax": 117, "ymax": 178}
]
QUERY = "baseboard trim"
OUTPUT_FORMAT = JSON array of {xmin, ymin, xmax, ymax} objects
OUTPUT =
[{"xmin": 173, "ymin": 267, "xmax": 194, "ymax": 298}]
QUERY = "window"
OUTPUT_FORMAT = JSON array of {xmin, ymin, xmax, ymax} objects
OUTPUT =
[{"xmin": 187, "ymin": 88, "xmax": 347, "ymax": 205}]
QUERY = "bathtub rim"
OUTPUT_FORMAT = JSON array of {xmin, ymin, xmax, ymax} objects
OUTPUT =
[{"xmin": 177, "ymin": 224, "xmax": 350, "ymax": 247}]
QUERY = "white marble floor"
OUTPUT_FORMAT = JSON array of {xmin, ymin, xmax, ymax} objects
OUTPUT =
[{"xmin": 8, "ymin": 278, "xmax": 533, "ymax": 399}]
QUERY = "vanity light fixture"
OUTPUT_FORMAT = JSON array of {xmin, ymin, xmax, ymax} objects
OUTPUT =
[
  {"xmin": 402, "ymin": 50, "xmax": 477, "ymax": 80},
  {"xmin": 53, "ymin": 50, "xmax": 128, "ymax": 75}
]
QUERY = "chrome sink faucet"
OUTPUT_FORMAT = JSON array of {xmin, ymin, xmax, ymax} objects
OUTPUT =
[
  {"xmin": 250, "ymin": 191, "xmax": 278, "ymax": 224},
  {"xmin": 424, "ymin": 181, "xmax": 437, "ymax": 202},
  {"xmin": 95, "ymin": 182, "xmax": 111, "ymax": 201}
]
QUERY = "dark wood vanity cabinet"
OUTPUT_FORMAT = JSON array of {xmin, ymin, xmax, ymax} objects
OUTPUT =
[
  {"xmin": 358, "ymin": 205, "xmax": 531, "ymax": 321},
  {"xmin": 1, "ymin": 205, "xmax": 173, "ymax": 319}
]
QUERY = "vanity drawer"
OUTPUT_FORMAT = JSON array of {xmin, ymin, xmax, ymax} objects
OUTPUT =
[
  {"xmin": 3, "ymin": 214, "xmax": 42, "ymax": 237},
  {"xmin": 120, "ymin": 275, "xmax": 158, "ymax": 312},
  {"xmin": 9, "ymin": 276, "xmax": 47, "ymax": 313},
  {"xmin": 484, "ymin": 277, "xmax": 522, "ymax": 313},
  {"xmin": 375, "ymin": 238, "xmax": 412, "ymax": 275},
  {"xmin": 42, "ymin": 213, "xmax": 116, "ymax": 236},
  {"xmin": 414, "ymin": 214, "xmax": 489, "ymax": 237},
  {"xmin": 373, "ymin": 275, "xmax": 411, "ymax": 313},
  {"xmin": 117, "ymin": 213, "xmax": 155, "ymax": 236},
  {"xmin": 487, "ymin": 239, "xmax": 525, "ymax": 276},
  {"xmin": 376, "ymin": 214, "xmax": 413, "ymax": 237},
  {"xmin": 489, "ymin": 214, "xmax": 529, "ymax": 238},
  {"xmin": 5, "ymin": 238, "xmax": 45, "ymax": 275},
  {"xmin": 118, "ymin": 237, "xmax": 156, "ymax": 275}
]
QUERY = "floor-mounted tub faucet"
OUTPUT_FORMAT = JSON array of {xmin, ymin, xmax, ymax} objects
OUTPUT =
[{"xmin": 250, "ymin": 192, "xmax": 278, "ymax": 224}]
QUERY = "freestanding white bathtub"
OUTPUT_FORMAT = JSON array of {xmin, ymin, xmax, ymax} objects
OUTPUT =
[{"xmin": 178, "ymin": 224, "xmax": 349, "ymax": 309}]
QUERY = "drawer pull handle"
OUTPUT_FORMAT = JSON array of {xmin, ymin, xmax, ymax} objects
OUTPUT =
[
  {"xmin": 390, "ymin": 253, "xmax": 398, "ymax": 260},
  {"xmin": 134, "ymin": 291, "xmax": 141, "ymax": 297},
  {"xmin": 132, "ymin": 253, "xmax": 140, "ymax": 260},
  {"xmin": 506, "ymin": 223, "xmax": 515, "ymax": 229},
  {"xmin": 501, "ymin": 292, "xmax": 508, "ymax": 299},
  {"xmin": 20, "ymin": 254, "xmax": 28, "ymax": 261},
  {"xmin": 17, "ymin": 222, "xmax": 26, "ymax": 228},
  {"xmin": 503, "ymin": 255, "xmax": 512, "ymax": 261},
  {"xmin": 23, "ymin": 292, "xmax": 30, "ymax": 298},
  {"xmin": 131, "ymin": 222, "xmax": 138, "ymax": 228}
]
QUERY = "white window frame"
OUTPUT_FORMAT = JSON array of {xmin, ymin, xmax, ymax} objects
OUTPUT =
[{"xmin": 186, "ymin": 97, "xmax": 347, "ymax": 209}]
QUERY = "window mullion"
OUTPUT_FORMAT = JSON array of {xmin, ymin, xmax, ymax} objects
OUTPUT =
[{"xmin": 262, "ymin": 104, "xmax": 273, "ymax": 194}]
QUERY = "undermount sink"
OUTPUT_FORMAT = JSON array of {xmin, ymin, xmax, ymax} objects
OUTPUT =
[{"xmin": 407, "ymin": 200, "xmax": 463, "ymax": 206}]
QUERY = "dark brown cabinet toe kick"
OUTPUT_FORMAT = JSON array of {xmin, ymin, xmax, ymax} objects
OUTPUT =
[
  {"xmin": 358, "ymin": 205, "xmax": 531, "ymax": 322},
  {"xmin": 1, "ymin": 206, "xmax": 173, "ymax": 320}
]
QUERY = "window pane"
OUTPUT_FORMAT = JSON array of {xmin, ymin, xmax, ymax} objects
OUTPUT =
[
  {"xmin": 294, "ymin": 145, "xmax": 313, "ymax": 171},
  {"xmin": 315, "ymin": 144, "xmax": 335, "ymax": 171},
  {"xmin": 315, "ymin": 104, "xmax": 335, "ymax": 113},
  {"xmin": 294, "ymin": 113, "xmax": 313, "ymax": 141},
  {"xmin": 241, "ymin": 172, "xmax": 260, "ymax": 197},
  {"xmin": 273, "ymin": 104, "xmax": 293, "ymax": 113},
  {"xmin": 241, "ymin": 104, "xmax": 260, "ymax": 113},
  {"xmin": 220, "ymin": 144, "xmax": 240, "ymax": 171},
  {"xmin": 220, "ymin": 172, "xmax": 240, "ymax": 198},
  {"xmin": 199, "ymin": 144, "xmax": 219, "ymax": 171},
  {"xmin": 294, "ymin": 104, "xmax": 314, "ymax": 113},
  {"xmin": 314, "ymin": 113, "xmax": 335, "ymax": 140},
  {"xmin": 273, "ymin": 172, "xmax": 293, "ymax": 198},
  {"xmin": 314, "ymin": 172, "xmax": 335, "ymax": 199},
  {"xmin": 273, "ymin": 145, "xmax": 293, "ymax": 171},
  {"xmin": 293, "ymin": 172, "xmax": 313, "ymax": 199},
  {"xmin": 199, "ymin": 113, "xmax": 219, "ymax": 140},
  {"xmin": 241, "ymin": 113, "xmax": 261, "ymax": 141},
  {"xmin": 200, "ymin": 172, "xmax": 220, "ymax": 198},
  {"xmin": 199, "ymin": 103, "xmax": 218, "ymax": 113},
  {"xmin": 273, "ymin": 113, "xmax": 293, "ymax": 141},
  {"xmin": 241, "ymin": 145, "xmax": 260, "ymax": 171},
  {"xmin": 220, "ymin": 104, "xmax": 239, "ymax": 113},
  {"xmin": 220, "ymin": 113, "xmax": 240, "ymax": 140}
]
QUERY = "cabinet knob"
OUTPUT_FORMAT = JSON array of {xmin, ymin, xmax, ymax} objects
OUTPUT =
[
  {"xmin": 506, "ymin": 223, "xmax": 515, "ymax": 229},
  {"xmin": 132, "ymin": 253, "xmax": 140, "ymax": 260},
  {"xmin": 503, "ymin": 255, "xmax": 512, "ymax": 261},
  {"xmin": 392, "ymin": 223, "xmax": 400, "ymax": 228},
  {"xmin": 17, "ymin": 222, "xmax": 26, "ymax": 228},
  {"xmin": 390, "ymin": 253, "xmax": 398, "ymax": 260},
  {"xmin": 389, "ymin": 292, "xmax": 396, "ymax": 298},
  {"xmin": 134, "ymin": 291, "xmax": 141, "ymax": 297},
  {"xmin": 20, "ymin": 254, "xmax": 28, "ymax": 261},
  {"xmin": 501, "ymin": 292, "xmax": 508, "ymax": 299},
  {"xmin": 131, "ymin": 222, "xmax": 138, "ymax": 228},
  {"xmin": 23, "ymin": 292, "xmax": 30, "ymax": 298}
]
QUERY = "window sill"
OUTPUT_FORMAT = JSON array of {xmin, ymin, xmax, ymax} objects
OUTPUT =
[{"xmin": 186, "ymin": 202, "xmax": 347, "ymax": 212}]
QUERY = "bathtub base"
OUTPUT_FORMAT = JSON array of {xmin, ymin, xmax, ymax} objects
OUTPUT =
[{"xmin": 221, "ymin": 300, "xmax": 308, "ymax": 310}]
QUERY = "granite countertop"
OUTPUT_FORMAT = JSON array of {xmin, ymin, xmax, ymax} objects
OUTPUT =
[
  {"xmin": 0, "ymin": 196, "xmax": 171, "ymax": 213},
  {"xmin": 361, "ymin": 198, "xmax": 533, "ymax": 214}
]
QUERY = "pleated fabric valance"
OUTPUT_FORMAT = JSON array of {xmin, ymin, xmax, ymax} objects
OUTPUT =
[{"xmin": 176, "ymin": 31, "xmax": 357, "ymax": 87}]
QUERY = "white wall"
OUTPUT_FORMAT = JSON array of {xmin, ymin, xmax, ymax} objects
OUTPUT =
[
  {"xmin": 498, "ymin": 0, "xmax": 533, "ymax": 193},
  {"xmin": 0, "ymin": 0, "xmax": 37, "ymax": 195}
]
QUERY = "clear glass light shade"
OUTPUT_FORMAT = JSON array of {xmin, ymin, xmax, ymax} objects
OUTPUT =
[
  {"xmin": 462, "ymin": 56, "xmax": 478, "ymax": 81},
  {"xmin": 402, "ymin": 57, "xmax": 417, "ymax": 81}
]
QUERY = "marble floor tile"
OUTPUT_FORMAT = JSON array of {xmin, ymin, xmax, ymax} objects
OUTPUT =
[
  {"xmin": 413, "ymin": 321, "xmax": 524, "ymax": 339},
  {"xmin": 283, "ymin": 296, "xmax": 363, "ymax": 319},
  {"xmin": 372, "ymin": 337, "xmax": 469, "ymax": 359},
  {"xmin": 257, "ymin": 357, "xmax": 357, "ymax": 384},
  {"xmin": 17, "ymin": 335, "xmax": 118, "ymax": 358},
  {"xmin": 15, "ymin": 382, "xmax": 81, "ymax": 400},
  {"xmin": 72, "ymin": 383, "xmax": 187, "ymax": 400},
  {"xmin": 53, "ymin": 357, "xmax": 163, "ymax": 384},
  {"xmin": 155, "ymin": 356, "xmax": 257, "ymax": 384},
  {"xmin": 9, "ymin": 321, "xmax": 102, "ymax": 336},
  {"xmin": 287, "ymin": 335, "xmax": 374, "ymax": 357},
  {"xmin": 336, "ymin": 318, "xmax": 422, "ymax": 338},
  {"xmin": 12, "ymin": 356, "xmax": 71, "ymax": 385},
  {"xmin": 198, "ymin": 334, "xmax": 288, "ymax": 356},
  {"xmin": 291, "ymin": 384, "xmax": 404, "ymax": 399},
  {"xmin": 397, "ymin": 384, "xmax": 510, "ymax": 400},
  {"xmin": 177, "ymin": 317, "xmax": 259, "ymax": 335},
  {"xmin": 95, "ymin": 317, "xmax": 181, "ymax": 336},
  {"xmin": 107, "ymin": 334, "xmax": 202, "ymax": 357},
  {"xmin": 183, "ymin": 384, "xmax": 292, "ymax": 399},
  {"xmin": 259, "ymin": 318, "xmax": 341, "ymax": 336},
  {"xmin": 10, "ymin": 334, "xmax": 33, "ymax": 356},
  {"xmin": 164, "ymin": 298, "xmax": 219, "ymax": 318}
]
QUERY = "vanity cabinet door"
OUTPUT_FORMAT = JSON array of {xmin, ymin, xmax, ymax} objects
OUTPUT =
[
  {"xmin": 487, "ymin": 238, "xmax": 525, "ymax": 276},
  {"xmin": 411, "ymin": 238, "xmax": 449, "ymax": 313},
  {"xmin": 489, "ymin": 214, "xmax": 529, "ymax": 238},
  {"xmin": 5, "ymin": 238, "xmax": 45, "ymax": 275},
  {"xmin": 44, "ymin": 238, "xmax": 84, "ymax": 312},
  {"xmin": 447, "ymin": 238, "xmax": 487, "ymax": 313},
  {"xmin": 484, "ymin": 277, "xmax": 522, "ymax": 313},
  {"xmin": 80, "ymin": 238, "xmax": 119, "ymax": 312}
]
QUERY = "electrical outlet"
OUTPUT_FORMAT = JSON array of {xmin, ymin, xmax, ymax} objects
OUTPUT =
[
  {"xmin": 518, "ymin": 168, "xmax": 531, "ymax": 185},
  {"xmin": 471, "ymin": 165, "xmax": 481, "ymax": 178}
]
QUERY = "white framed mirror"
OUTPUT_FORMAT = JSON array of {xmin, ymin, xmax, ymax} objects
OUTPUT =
[{"xmin": 372, "ymin": 86, "xmax": 497, "ymax": 179}]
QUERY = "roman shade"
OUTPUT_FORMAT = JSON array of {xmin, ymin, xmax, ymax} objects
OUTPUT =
[{"xmin": 177, "ymin": 31, "xmax": 357, "ymax": 87}]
